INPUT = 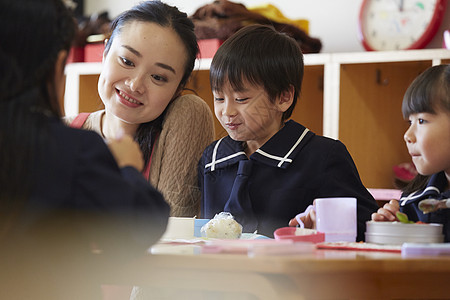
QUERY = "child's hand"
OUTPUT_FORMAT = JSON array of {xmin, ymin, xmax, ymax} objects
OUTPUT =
[
  {"xmin": 371, "ymin": 199, "xmax": 400, "ymax": 222},
  {"xmin": 107, "ymin": 132, "xmax": 144, "ymax": 171},
  {"xmin": 289, "ymin": 208, "xmax": 316, "ymax": 229}
]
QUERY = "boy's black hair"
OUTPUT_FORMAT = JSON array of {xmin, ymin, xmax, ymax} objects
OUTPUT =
[
  {"xmin": 210, "ymin": 24, "xmax": 304, "ymax": 121},
  {"xmin": 402, "ymin": 64, "xmax": 450, "ymax": 118}
]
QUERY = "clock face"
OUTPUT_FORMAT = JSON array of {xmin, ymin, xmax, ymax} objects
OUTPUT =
[{"xmin": 359, "ymin": 0, "xmax": 446, "ymax": 51}]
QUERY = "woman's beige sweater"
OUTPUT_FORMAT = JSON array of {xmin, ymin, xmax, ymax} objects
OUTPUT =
[{"xmin": 65, "ymin": 94, "xmax": 214, "ymax": 217}]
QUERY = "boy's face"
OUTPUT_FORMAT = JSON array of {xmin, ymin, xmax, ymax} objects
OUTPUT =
[
  {"xmin": 404, "ymin": 109, "xmax": 450, "ymax": 178},
  {"xmin": 213, "ymin": 80, "xmax": 291, "ymax": 152}
]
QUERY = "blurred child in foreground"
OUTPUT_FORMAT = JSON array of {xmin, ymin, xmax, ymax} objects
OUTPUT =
[{"xmin": 0, "ymin": 0, "xmax": 170, "ymax": 297}]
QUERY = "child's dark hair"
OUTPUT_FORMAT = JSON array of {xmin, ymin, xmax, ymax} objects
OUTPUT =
[
  {"xmin": 0, "ymin": 0, "xmax": 77, "ymax": 232},
  {"xmin": 1, "ymin": 0, "xmax": 76, "ymax": 115},
  {"xmin": 402, "ymin": 64, "xmax": 450, "ymax": 118},
  {"xmin": 402, "ymin": 64, "xmax": 450, "ymax": 194},
  {"xmin": 210, "ymin": 24, "xmax": 304, "ymax": 121},
  {"xmin": 104, "ymin": 0, "xmax": 199, "ymax": 168}
]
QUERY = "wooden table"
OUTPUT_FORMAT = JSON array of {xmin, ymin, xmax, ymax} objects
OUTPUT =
[{"xmin": 100, "ymin": 244, "xmax": 450, "ymax": 300}]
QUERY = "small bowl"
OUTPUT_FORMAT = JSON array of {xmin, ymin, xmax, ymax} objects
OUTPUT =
[{"xmin": 274, "ymin": 227, "xmax": 325, "ymax": 243}]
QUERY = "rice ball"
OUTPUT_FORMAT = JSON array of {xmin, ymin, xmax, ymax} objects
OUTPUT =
[{"xmin": 201, "ymin": 212, "xmax": 242, "ymax": 239}]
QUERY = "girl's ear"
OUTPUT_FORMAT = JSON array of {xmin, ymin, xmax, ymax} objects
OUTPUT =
[
  {"xmin": 102, "ymin": 39, "xmax": 109, "ymax": 61},
  {"xmin": 277, "ymin": 84, "xmax": 294, "ymax": 113},
  {"xmin": 54, "ymin": 50, "xmax": 68, "ymax": 101},
  {"xmin": 55, "ymin": 50, "xmax": 67, "ymax": 75}
]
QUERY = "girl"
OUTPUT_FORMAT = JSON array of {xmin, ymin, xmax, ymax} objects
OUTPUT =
[
  {"xmin": 372, "ymin": 64, "xmax": 450, "ymax": 241},
  {"xmin": 0, "ymin": 0, "xmax": 169, "ymax": 297},
  {"xmin": 198, "ymin": 24, "xmax": 378, "ymax": 239},
  {"xmin": 66, "ymin": 1, "xmax": 215, "ymax": 217}
]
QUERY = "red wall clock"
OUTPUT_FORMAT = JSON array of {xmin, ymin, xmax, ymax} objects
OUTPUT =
[{"xmin": 358, "ymin": 0, "xmax": 447, "ymax": 51}]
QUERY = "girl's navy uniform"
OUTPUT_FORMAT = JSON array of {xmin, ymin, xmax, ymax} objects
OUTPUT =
[
  {"xmin": 199, "ymin": 120, "xmax": 378, "ymax": 240},
  {"xmin": 20, "ymin": 118, "xmax": 170, "ymax": 252},
  {"xmin": 400, "ymin": 171, "xmax": 450, "ymax": 242}
]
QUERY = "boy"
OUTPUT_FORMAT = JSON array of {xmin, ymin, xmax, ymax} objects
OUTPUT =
[{"xmin": 198, "ymin": 25, "xmax": 378, "ymax": 239}]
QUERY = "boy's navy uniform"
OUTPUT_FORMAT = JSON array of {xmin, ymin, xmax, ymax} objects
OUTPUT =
[
  {"xmin": 400, "ymin": 171, "xmax": 450, "ymax": 242},
  {"xmin": 199, "ymin": 120, "xmax": 378, "ymax": 240}
]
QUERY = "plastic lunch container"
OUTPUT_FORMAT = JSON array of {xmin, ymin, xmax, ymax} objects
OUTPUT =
[{"xmin": 365, "ymin": 221, "xmax": 444, "ymax": 245}]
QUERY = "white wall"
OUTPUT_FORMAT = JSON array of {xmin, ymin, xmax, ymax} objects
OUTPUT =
[{"xmin": 84, "ymin": 0, "xmax": 450, "ymax": 53}]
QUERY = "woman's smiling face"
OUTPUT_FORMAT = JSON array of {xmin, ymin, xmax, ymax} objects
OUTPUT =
[{"xmin": 98, "ymin": 21, "xmax": 187, "ymax": 125}]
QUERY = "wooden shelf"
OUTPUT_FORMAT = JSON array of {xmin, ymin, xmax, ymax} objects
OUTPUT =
[{"xmin": 64, "ymin": 49, "xmax": 450, "ymax": 189}]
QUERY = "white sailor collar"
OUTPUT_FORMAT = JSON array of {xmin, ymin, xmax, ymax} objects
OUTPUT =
[
  {"xmin": 204, "ymin": 120, "xmax": 314, "ymax": 172},
  {"xmin": 399, "ymin": 172, "xmax": 450, "ymax": 206}
]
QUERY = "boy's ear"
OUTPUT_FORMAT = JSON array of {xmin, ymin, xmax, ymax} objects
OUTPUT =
[{"xmin": 277, "ymin": 85, "xmax": 294, "ymax": 113}]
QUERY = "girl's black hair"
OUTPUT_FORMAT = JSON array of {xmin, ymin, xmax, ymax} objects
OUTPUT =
[
  {"xmin": 104, "ymin": 0, "xmax": 199, "ymax": 167},
  {"xmin": 0, "ymin": 0, "xmax": 77, "ymax": 233},
  {"xmin": 402, "ymin": 64, "xmax": 450, "ymax": 118},
  {"xmin": 210, "ymin": 24, "xmax": 304, "ymax": 121},
  {"xmin": 401, "ymin": 64, "xmax": 450, "ymax": 194}
]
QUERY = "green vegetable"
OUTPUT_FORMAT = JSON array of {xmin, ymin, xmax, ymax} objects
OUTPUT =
[{"xmin": 396, "ymin": 211, "xmax": 414, "ymax": 224}]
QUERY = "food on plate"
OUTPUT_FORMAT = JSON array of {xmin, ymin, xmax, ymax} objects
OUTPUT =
[
  {"xmin": 396, "ymin": 211, "xmax": 414, "ymax": 224},
  {"xmin": 396, "ymin": 211, "xmax": 426, "ymax": 224},
  {"xmin": 201, "ymin": 212, "xmax": 243, "ymax": 239}
]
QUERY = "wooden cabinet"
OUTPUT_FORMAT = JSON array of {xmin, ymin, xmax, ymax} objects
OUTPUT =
[
  {"xmin": 64, "ymin": 49, "xmax": 450, "ymax": 189},
  {"xmin": 331, "ymin": 51, "xmax": 450, "ymax": 188}
]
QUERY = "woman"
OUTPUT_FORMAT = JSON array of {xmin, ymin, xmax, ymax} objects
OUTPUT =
[
  {"xmin": 0, "ymin": 0, "xmax": 170, "ymax": 297},
  {"xmin": 67, "ymin": 1, "xmax": 215, "ymax": 217}
]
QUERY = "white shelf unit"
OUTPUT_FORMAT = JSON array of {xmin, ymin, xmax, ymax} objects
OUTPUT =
[{"xmin": 64, "ymin": 49, "xmax": 450, "ymax": 188}]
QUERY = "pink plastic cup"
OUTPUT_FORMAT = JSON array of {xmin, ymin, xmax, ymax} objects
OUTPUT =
[{"xmin": 315, "ymin": 197, "xmax": 357, "ymax": 242}]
